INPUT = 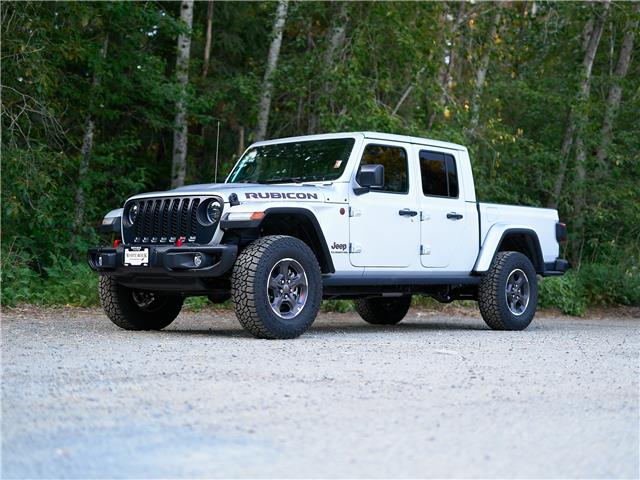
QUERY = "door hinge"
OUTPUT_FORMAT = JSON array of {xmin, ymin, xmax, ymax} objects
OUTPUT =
[
  {"xmin": 420, "ymin": 245, "xmax": 431, "ymax": 255},
  {"xmin": 349, "ymin": 243, "xmax": 362, "ymax": 253},
  {"xmin": 349, "ymin": 207, "xmax": 361, "ymax": 217},
  {"xmin": 420, "ymin": 211, "xmax": 430, "ymax": 221}
]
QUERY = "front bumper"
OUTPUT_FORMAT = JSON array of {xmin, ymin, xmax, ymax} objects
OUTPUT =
[{"xmin": 87, "ymin": 244, "xmax": 238, "ymax": 278}]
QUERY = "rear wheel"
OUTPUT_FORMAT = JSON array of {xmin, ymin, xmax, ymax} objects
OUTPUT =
[
  {"xmin": 478, "ymin": 251, "xmax": 538, "ymax": 330},
  {"xmin": 231, "ymin": 235, "xmax": 322, "ymax": 339},
  {"xmin": 99, "ymin": 275, "xmax": 183, "ymax": 330},
  {"xmin": 355, "ymin": 295, "xmax": 412, "ymax": 325}
]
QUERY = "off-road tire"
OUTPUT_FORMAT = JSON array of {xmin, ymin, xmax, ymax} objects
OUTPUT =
[
  {"xmin": 478, "ymin": 251, "xmax": 538, "ymax": 331},
  {"xmin": 99, "ymin": 275, "xmax": 183, "ymax": 330},
  {"xmin": 355, "ymin": 295, "xmax": 412, "ymax": 325},
  {"xmin": 231, "ymin": 235, "xmax": 322, "ymax": 339}
]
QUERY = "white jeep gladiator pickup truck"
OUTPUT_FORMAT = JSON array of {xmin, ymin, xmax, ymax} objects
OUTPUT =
[{"xmin": 89, "ymin": 132, "xmax": 568, "ymax": 339}]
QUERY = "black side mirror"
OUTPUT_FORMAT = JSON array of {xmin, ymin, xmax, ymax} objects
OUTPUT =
[{"xmin": 355, "ymin": 164, "xmax": 384, "ymax": 195}]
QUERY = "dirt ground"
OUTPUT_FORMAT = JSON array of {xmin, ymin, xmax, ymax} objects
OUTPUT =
[{"xmin": 2, "ymin": 305, "xmax": 638, "ymax": 478}]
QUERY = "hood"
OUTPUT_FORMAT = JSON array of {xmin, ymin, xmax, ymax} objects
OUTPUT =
[{"xmin": 127, "ymin": 182, "xmax": 330, "ymax": 203}]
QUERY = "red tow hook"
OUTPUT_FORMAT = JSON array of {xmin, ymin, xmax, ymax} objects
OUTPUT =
[
  {"xmin": 176, "ymin": 237, "xmax": 186, "ymax": 247},
  {"xmin": 113, "ymin": 239, "xmax": 121, "ymax": 248}
]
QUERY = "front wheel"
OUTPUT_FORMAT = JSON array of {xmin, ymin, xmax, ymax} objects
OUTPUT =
[
  {"xmin": 231, "ymin": 235, "xmax": 322, "ymax": 339},
  {"xmin": 478, "ymin": 251, "xmax": 538, "ymax": 330},
  {"xmin": 99, "ymin": 275, "xmax": 183, "ymax": 330}
]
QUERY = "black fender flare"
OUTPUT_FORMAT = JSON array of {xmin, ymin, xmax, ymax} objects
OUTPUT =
[{"xmin": 221, "ymin": 207, "xmax": 335, "ymax": 273}]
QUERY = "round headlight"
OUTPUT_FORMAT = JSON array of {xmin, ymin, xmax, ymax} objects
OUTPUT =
[
  {"xmin": 206, "ymin": 199, "xmax": 222, "ymax": 224},
  {"xmin": 128, "ymin": 203, "xmax": 139, "ymax": 224}
]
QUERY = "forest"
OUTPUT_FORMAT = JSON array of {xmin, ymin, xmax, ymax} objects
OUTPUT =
[{"xmin": 2, "ymin": 0, "xmax": 639, "ymax": 313}]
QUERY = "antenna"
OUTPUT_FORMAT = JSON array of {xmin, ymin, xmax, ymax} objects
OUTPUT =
[{"xmin": 214, "ymin": 121, "xmax": 220, "ymax": 183}]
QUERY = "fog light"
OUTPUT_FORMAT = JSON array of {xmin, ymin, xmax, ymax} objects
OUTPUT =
[{"xmin": 193, "ymin": 253, "xmax": 203, "ymax": 267}]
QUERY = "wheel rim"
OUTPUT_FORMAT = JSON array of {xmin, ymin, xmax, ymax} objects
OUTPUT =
[
  {"xmin": 505, "ymin": 268, "xmax": 530, "ymax": 316},
  {"xmin": 131, "ymin": 291, "xmax": 166, "ymax": 312},
  {"xmin": 267, "ymin": 258, "xmax": 308, "ymax": 320}
]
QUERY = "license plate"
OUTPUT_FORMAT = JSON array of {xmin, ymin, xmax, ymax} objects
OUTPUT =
[{"xmin": 124, "ymin": 247, "xmax": 149, "ymax": 266}]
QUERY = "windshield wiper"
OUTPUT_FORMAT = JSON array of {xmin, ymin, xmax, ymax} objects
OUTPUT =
[{"xmin": 259, "ymin": 177, "xmax": 305, "ymax": 184}]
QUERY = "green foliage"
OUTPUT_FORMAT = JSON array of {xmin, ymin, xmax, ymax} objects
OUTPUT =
[
  {"xmin": 1, "ymin": 245, "xmax": 41, "ymax": 307},
  {"xmin": 578, "ymin": 263, "xmax": 640, "ymax": 306},
  {"xmin": 183, "ymin": 296, "xmax": 211, "ymax": 311},
  {"xmin": 2, "ymin": 1, "xmax": 638, "ymax": 312},
  {"xmin": 539, "ymin": 273, "xmax": 588, "ymax": 316},
  {"xmin": 321, "ymin": 300, "xmax": 354, "ymax": 313},
  {"xmin": 2, "ymin": 246, "xmax": 98, "ymax": 307}
]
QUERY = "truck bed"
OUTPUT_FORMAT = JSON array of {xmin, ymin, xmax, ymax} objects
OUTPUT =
[{"xmin": 478, "ymin": 202, "xmax": 560, "ymax": 264}]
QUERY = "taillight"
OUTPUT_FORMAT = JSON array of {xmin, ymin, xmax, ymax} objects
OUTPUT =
[{"xmin": 556, "ymin": 222, "xmax": 567, "ymax": 243}]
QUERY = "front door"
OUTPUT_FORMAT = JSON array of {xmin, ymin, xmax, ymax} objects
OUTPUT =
[{"xmin": 349, "ymin": 142, "xmax": 419, "ymax": 268}]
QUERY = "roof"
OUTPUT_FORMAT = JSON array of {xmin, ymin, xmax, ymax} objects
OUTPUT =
[{"xmin": 252, "ymin": 131, "xmax": 467, "ymax": 151}]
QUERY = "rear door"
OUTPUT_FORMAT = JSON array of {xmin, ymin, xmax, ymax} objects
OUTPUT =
[
  {"xmin": 348, "ymin": 141, "xmax": 420, "ymax": 268},
  {"xmin": 416, "ymin": 148, "xmax": 472, "ymax": 269}
]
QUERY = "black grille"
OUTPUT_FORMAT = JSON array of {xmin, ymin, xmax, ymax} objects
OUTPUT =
[{"xmin": 122, "ymin": 195, "xmax": 219, "ymax": 245}]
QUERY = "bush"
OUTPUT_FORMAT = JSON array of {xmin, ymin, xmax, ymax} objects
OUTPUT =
[
  {"xmin": 538, "ymin": 272, "xmax": 587, "ymax": 316},
  {"xmin": 38, "ymin": 256, "xmax": 99, "ymax": 307},
  {"xmin": 578, "ymin": 263, "xmax": 640, "ymax": 306},
  {"xmin": 1, "ymin": 245, "xmax": 41, "ymax": 307},
  {"xmin": 321, "ymin": 299, "xmax": 354, "ymax": 313},
  {"xmin": 1, "ymin": 247, "xmax": 99, "ymax": 308}
]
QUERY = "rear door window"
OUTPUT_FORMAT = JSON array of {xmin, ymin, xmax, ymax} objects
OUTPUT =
[{"xmin": 419, "ymin": 150, "xmax": 459, "ymax": 198}]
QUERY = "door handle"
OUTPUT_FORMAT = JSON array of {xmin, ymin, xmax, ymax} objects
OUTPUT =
[
  {"xmin": 399, "ymin": 208, "xmax": 418, "ymax": 217},
  {"xmin": 447, "ymin": 212, "xmax": 463, "ymax": 220}
]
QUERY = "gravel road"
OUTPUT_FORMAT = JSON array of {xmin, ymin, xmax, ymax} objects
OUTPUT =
[{"xmin": 2, "ymin": 306, "xmax": 638, "ymax": 478}]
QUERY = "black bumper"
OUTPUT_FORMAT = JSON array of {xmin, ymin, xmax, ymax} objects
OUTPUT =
[
  {"xmin": 543, "ymin": 258, "xmax": 570, "ymax": 277},
  {"xmin": 87, "ymin": 244, "xmax": 238, "ymax": 289}
]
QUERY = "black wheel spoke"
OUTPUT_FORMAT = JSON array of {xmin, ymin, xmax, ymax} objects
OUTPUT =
[{"xmin": 267, "ymin": 258, "xmax": 308, "ymax": 320}]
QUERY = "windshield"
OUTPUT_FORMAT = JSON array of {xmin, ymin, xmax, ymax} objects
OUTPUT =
[{"xmin": 227, "ymin": 138, "xmax": 355, "ymax": 184}]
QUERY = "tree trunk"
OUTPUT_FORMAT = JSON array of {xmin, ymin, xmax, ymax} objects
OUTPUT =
[
  {"xmin": 254, "ymin": 0, "xmax": 289, "ymax": 142},
  {"xmin": 470, "ymin": 4, "xmax": 502, "ymax": 130},
  {"xmin": 71, "ymin": 33, "xmax": 109, "ymax": 246},
  {"xmin": 549, "ymin": 1, "xmax": 609, "ymax": 207},
  {"xmin": 569, "ymin": 1, "xmax": 611, "ymax": 264},
  {"xmin": 202, "ymin": 0, "xmax": 213, "ymax": 80},
  {"xmin": 323, "ymin": 2, "xmax": 348, "ymax": 69},
  {"xmin": 596, "ymin": 3, "xmax": 638, "ymax": 169},
  {"xmin": 427, "ymin": 1, "xmax": 466, "ymax": 130},
  {"xmin": 171, "ymin": 0, "xmax": 194, "ymax": 189},
  {"xmin": 392, "ymin": 66, "xmax": 426, "ymax": 116},
  {"xmin": 309, "ymin": 2, "xmax": 348, "ymax": 133},
  {"xmin": 572, "ymin": 135, "xmax": 587, "ymax": 264},
  {"xmin": 237, "ymin": 125, "xmax": 245, "ymax": 157}
]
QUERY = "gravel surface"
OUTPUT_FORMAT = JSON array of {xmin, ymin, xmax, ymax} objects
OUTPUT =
[{"xmin": 2, "ymin": 306, "xmax": 638, "ymax": 478}]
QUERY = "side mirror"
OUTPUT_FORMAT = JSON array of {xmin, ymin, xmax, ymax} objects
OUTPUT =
[{"xmin": 355, "ymin": 164, "xmax": 384, "ymax": 195}]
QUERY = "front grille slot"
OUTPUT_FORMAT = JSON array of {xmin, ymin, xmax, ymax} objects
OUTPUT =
[{"xmin": 124, "ymin": 195, "xmax": 219, "ymax": 245}]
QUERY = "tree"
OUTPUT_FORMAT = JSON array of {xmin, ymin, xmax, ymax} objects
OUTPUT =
[
  {"xmin": 171, "ymin": 0, "xmax": 194, "ymax": 189},
  {"xmin": 71, "ymin": 33, "xmax": 109, "ymax": 248},
  {"xmin": 551, "ymin": 1, "xmax": 609, "ymax": 208},
  {"xmin": 569, "ymin": 1, "xmax": 610, "ymax": 263},
  {"xmin": 202, "ymin": 0, "xmax": 214, "ymax": 80},
  {"xmin": 470, "ymin": 3, "xmax": 502, "ymax": 131},
  {"xmin": 309, "ymin": 2, "xmax": 349, "ymax": 133},
  {"xmin": 427, "ymin": 2, "xmax": 466, "ymax": 130},
  {"xmin": 596, "ymin": 3, "xmax": 638, "ymax": 169},
  {"xmin": 254, "ymin": 0, "xmax": 289, "ymax": 142}
]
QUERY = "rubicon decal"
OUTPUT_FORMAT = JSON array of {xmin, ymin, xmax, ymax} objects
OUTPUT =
[{"xmin": 245, "ymin": 192, "xmax": 319, "ymax": 200}]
